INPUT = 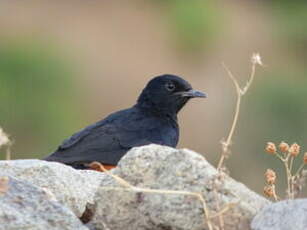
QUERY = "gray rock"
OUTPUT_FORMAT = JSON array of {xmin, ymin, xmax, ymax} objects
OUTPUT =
[
  {"xmin": 88, "ymin": 144, "xmax": 270, "ymax": 230},
  {"xmin": 251, "ymin": 199, "xmax": 307, "ymax": 230},
  {"xmin": 0, "ymin": 159, "xmax": 107, "ymax": 217},
  {"xmin": 0, "ymin": 175, "xmax": 88, "ymax": 230}
]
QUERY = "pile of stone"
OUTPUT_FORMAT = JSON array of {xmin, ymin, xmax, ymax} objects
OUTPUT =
[{"xmin": 0, "ymin": 144, "xmax": 289, "ymax": 230}]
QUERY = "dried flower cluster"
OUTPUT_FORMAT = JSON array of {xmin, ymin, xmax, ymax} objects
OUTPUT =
[
  {"xmin": 264, "ymin": 141, "xmax": 306, "ymax": 200},
  {"xmin": 263, "ymin": 185, "xmax": 275, "ymax": 198},
  {"xmin": 289, "ymin": 143, "xmax": 300, "ymax": 157},
  {"xmin": 265, "ymin": 169, "xmax": 276, "ymax": 185},
  {"xmin": 279, "ymin": 141, "xmax": 289, "ymax": 153},
  {"xmin": 265, "ymin": 142, "xmax": 276, "ymax": 154},
  {"xmin": 263, "ymin": 168, "xmax": 278, "ymax": 201}
]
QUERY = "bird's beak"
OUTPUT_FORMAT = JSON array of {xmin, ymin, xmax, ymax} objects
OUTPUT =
[{"xmin": 179, "ymin": 89, "xmax": 207, "ymax": 98}]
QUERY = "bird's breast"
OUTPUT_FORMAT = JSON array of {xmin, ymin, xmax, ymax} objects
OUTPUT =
[{"xmin": 157, "ymin": 120, "xmax": 179, "ymax": 147}]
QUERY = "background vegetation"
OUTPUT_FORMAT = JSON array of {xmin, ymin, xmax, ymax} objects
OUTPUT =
[{"xmin": 0, "ymin": 0, "xmax": 306, "ymax": 195}]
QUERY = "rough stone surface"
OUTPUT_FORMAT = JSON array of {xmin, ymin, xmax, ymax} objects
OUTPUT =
[
  {"xmin": 88, "ymin": 144, "xmax": 270, "ymax": 230},
  {"xmin": 0, "ymin": 175, "xmax": 88, "ymax": 230},
  {"xmin": 0, "ymin": 159, "xmax": 107, "ymax": 217},
  {"xmin": 251, "ymin": 199, "xmax": 307, "ymax": 230}
]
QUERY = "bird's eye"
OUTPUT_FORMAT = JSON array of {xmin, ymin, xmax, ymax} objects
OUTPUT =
[{"xmin": 165, "ymin": 82, "xmax": 175, "ymax": 91}]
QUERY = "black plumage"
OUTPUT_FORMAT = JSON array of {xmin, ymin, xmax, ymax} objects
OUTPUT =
[{"xmin": 44, "ymin": 74, "xmax": 206, "ymax": 168}]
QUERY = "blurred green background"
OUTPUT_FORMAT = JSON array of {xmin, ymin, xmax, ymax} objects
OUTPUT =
[{"xmin": 0, "ymin": 0, "xmax": 306, "ymax": 196}]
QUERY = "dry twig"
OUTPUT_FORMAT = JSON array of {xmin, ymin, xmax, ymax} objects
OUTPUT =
[
  {"xmin": 212, "ymin": 54, "xmax": 262, "ymax": 229},
  {"xmin": 91, "ymin": 162, "xmax": 239, "ymax": 230},
  {"xmin": 217, "ymin": 53, "xmax": 262, "ymax": 171}
]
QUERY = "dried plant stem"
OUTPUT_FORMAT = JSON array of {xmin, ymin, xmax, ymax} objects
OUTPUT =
[
  {"xmin": 209, "ymin": 202, "xmax": 238, "ymax": 219},
  {"xmin": 274, "ymin": 152, "xmax": 306, "ymax": 199},
  {"xmin": 213, "ymin": 189, "xmax": 224, "ymax": 230},
  {"xmin": 5, "ymin": 145, "xmax": 11, "ymax": 160},
  {"xmin": 284, "ymin": 160, "xmax": 293, "ymax": 199},
  {"xmin": 94, "ymin": 162, "xmax": 216, "ymax": 230},
  {"xmin": 101, "ymin": 186, "xmax": 214, "ymax": 230},
  {"xmin": 217, "ymin": 54, "xmax": 261, "ymax": 170},
  {"xmin": 241, "ymin": 61, "xmax": 256, "ymax": 95},
  {"xmin": 289, "ymin": 156, "xmax": 295, "ymax": 197},
  {"xmin": 275, "ymin": 154, "xmax": 293, "ymax": 199},
  {"xmin": 217, "ymin": 64, "xmax": 241, "ymax": 170},
  {"xmin": 289, "ymin": 157, "xmax": 294, "ymax": 173},
  {"xmin": 271, "ymin": 184, "xmax": 279, "ymax": 201},
  {"xmin": 294, "ymin": 163, "xmax": 305, "ymax": 178}
]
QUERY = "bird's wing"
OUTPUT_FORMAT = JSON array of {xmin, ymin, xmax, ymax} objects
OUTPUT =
[
  {"xmin": 44, "ymin": 108, "xmax": 164, "ymax": 165},
  {"xmin": 59, "ymin": 122, "xmax": 99, "ymax": 150}
]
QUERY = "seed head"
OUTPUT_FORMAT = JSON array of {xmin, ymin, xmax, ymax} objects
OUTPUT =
[
  {"xmin": 0, "ymin": 128, "xmax": 10, "ymax": 147},
  {"xmin": 265, "ymin": 169, "xmax": 276, "ymax": 185},
  {"xmin": 279, "ymin": 141, "xmax": 289, "ymax": 153},
  {"xmin": 251, "ymin": 53, "xmax": 263, "ymax": 66},
  {"xmin": 289, "ymin": 143, "xmax": 300, "ymax": 157},
  {"xmin": 265, "ymin": 142, "xmax": 276, "ymax": 154},
  {"xmin": 304, "ymin": 152, "xmax": 307, "ymax": 164}
]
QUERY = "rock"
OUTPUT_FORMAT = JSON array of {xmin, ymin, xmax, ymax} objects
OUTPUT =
[
  {"xmin": 0, "ymin": 159, "xmax": 108, "ymax": 217},
  {"xmin": 88, "ymin": 188, "xmax": 207, "ymax": 230},
  {"xmin": 88, "ymin": 144, "xmax": 270, "ymax": 230},
  {"xmin": 251, "ymin": 199, "xmax": 307, "ymax": 230},
  {"xmin": 0, "ymin": 175, "xmax": 88, "ymax": 230}
]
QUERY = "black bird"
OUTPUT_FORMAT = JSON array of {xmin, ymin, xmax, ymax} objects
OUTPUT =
[{"xmin": 44, "ymin": 74, "xmax": 206, "ymax": 169}]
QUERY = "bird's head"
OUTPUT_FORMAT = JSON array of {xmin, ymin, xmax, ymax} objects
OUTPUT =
[{"xmin": 137, "ymin": 74, "xmax": 206, "ymax": 116}]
